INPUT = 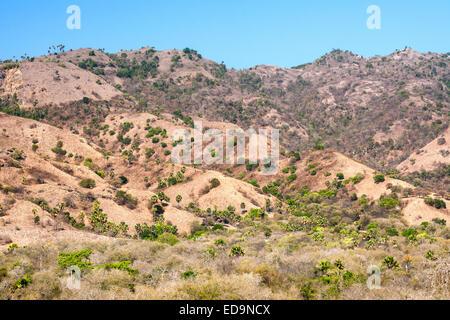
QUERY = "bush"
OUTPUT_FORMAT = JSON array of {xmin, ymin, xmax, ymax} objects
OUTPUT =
[
  {"xmin": 210, "ymin": 178, "xmax": 221, "ymax": 188},
  {"xmin": 287, "ymin": 174, "xmax": 297, "ymax": 182},
  {"xmin": 57, "ymin": 249, "xmax": 93, "ymax": 271},
  {"xmin": 229, "ymin": 245, "xmax": 245, "ymax": 257},
  {"xmin": 212, "ymin": 224, "xmax": 224, "ymax": 231},
  {"xmin": 79, "ymin": 178, "xmax": 96, "ymax": 189},
  {"xmin": 95, "ymin": 171, "xmax": 105, "ymax": 179},
  {"xmin": 14, "ymin": 275, "xmax": 31, "ymax": 289},
  {"xmin": 97, "ymin": 261, "xmax": 138, "ymax": 275},
  {"xmin": 300, "ymin": 281, "xmax": 316, "ymax": 300},
  {"xmin": 11, "ymin": 148, "xmax": 24, "ymax": 160},
  {"xmin": 205, "ymin": 247, "xmax": 217, "ymax": 258},
  {"xmin": 386, "ymin": 228, "xmax": 399, "ymax": 236},
  {"xmin": 114, "ymin": 190, "xmax": 138, "ymax": 209},
  {"xmin": 401, "ymin": 228, "xmax": 418, "ymax": 238},
  {"xmin": 135, "ymin": 222, "xmax": 178, "ymax": 240},
  {"xmin": 425, "ymin": 250, "xmax": 437, "ymax": 261},
  {"xmin": 432, "ymin": 218, "xmax": 446, "ymax": 226},
  {"xmin": 156, "ymin": 233, "xmax": 179, "ymax": 246},
  {"xmin": 145, "ymin": 148, "xmax": 155, "ymax": 158},
  {"xmin": 215, "ymin": 238, "xmax": 226, "ymax": 246},
  {"xmin": 383, "ymin": 256, "xmax": 400, "ymax": 269},
  {"xmin": 336, "ymin": 172, "xmax": 344, "ymax": 180},
  {"xmin": 181, "ymin": 270, "xmax": 198, "ymax": 280},
  {"xmin": 425, "ymin": 197, "xmax": 446, "ymax": 209},
  {"xmin": 249, "ymin": 180, "xmax": 260, "ymax": 187},
  {"xmin": 373, "ymin": 174, "xmax": 385, "ymax": 183},
  {"xmin": 118, "ymin": 176, "xmax": 129, "ymax": 185},
  {"xmin": 379, "ymin": 197, "xmax": 399, "ymax": 209}
]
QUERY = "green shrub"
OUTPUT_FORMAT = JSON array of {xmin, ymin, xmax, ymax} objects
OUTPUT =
[
  {"xmin": 373, "ymin": 174, "xmax": 385, "ymax": 183},
  {"xmin": 11, "ymin": 148, "xmax": 24, "ymax": 160},
  {"xmin": 14, "ymin": 275, "xmax": 31, "ymax": 289},
  {"xmin": 300, "ymin": 281, "xmax": 316, "ymax": 300},
  {"xmin": 401, "ymin": 228, "xmax": 418, "ymax": 243},
  {"xmin": 156, "ymin": 233, "xmax": 179, "ymax": 246},
  {"xmin": 249, "ymin": 180, "xmax": 260, "ymax": 187},
  {"xmin": 215, "ymin": 238, "xmax": 226, "ymax": 246},
  {"xmin": 229, "ymin": 245, "xmax": 245, "ymax": 257},
  {"xmin": 114, "ymin": 190, "xmax": 138, "ymax": 209},
  {"xmin": 386, "ymin": 228, "xmax": 399, "ymax": 236},
  {"xmin": 425, "ymin": 250, "xmax": 437, "ymax": 261},
  {"xmin": 383, "ymin": 256, "xmax": 400, "ymax": 269},
  {"xmin": 181, "ymin": 270, "xmax": 198, "ymax": 280},
  {"xmin": 51, "ymin": 141, "xmax": 67, "ymax": 155},
  {"xmin": 432, "ymin": 218, "xmax": 446, "ymax": 226},
  {"xmin": 83, "ymin": 158, "xmax": 98, "ymax": 170},
  {"xmin": 8, "ymin": 243, "xmax": 19, "ymax": 251},
  {"xmin": 379, "ymin": 197, "xmax": 399, "ymax": 209},
  {"xmin": 57, "ymin": 249, "xmax": 93, "ymax": 271},
  {"xmin": 95, "ymin": 171, "xmax": 105, "ymax": 179},
  {"xmin": 118, "ymin": 176, "xmax": 128, "ymax": 185},
  {"xmin": 212, "ymin": 224, "xmax": 224, "ymax": 231},
  {"xmin": 97, "ymin": 261, "xmax": 138, "ymax": 275},
  {"xmin": 205, "ymin": 247, "xmax": 217, "ymax": 258},
  {"xmin": 135, "ymin": 222, "xmax": 178, "ymax": 240},
  {"xmin": 145, "ymin": 148, "xmax": 155, "ymax": 158},
  {"xmin": 79, "ymin": 178, "xmax": 96, "ymax": 189},
  {"xmin": 424, "ymin": 197, "xmax": 446, "ymax": 209},
  {"xmin": 210, "ymin": 178, "xmax": 221, "ymax": 188}
]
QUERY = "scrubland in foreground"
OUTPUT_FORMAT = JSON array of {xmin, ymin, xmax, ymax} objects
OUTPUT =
[{"xmin": 1, "ymin": 215, "xmax": 448, "ymax": 300}]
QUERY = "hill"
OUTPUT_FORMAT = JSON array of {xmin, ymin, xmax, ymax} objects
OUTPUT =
[{"xmin": 0, "ymin": 47, "xmax": 448, "ymax": 300}]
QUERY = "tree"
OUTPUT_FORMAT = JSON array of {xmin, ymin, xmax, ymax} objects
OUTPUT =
[{"xmin": 176, "ymin": 195, "xmax": 182, "ymax": 208}]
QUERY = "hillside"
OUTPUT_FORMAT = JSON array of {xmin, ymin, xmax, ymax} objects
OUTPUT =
[
  {"xmin": 2, "ymin": 47, "xmax": 448, "ymax": 174},
  {"xmin": 0, "ymin": 47, "xmax": 449, "ymax": 300}
]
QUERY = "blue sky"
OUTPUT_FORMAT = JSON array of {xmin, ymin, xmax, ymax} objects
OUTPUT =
[{"xmin": 0, "ymin": 0, "xmax": 449, "ymax": 69}]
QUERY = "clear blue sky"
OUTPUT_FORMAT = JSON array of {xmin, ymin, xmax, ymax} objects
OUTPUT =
[{"xmin": 1, "ymin": 0, "xmax": 449, "ymax": 69}]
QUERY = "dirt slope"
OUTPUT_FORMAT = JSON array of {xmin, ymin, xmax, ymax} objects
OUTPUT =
[{"xmin": 398, "ymin": 127, "xmax": 450, "ymax": 172}]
